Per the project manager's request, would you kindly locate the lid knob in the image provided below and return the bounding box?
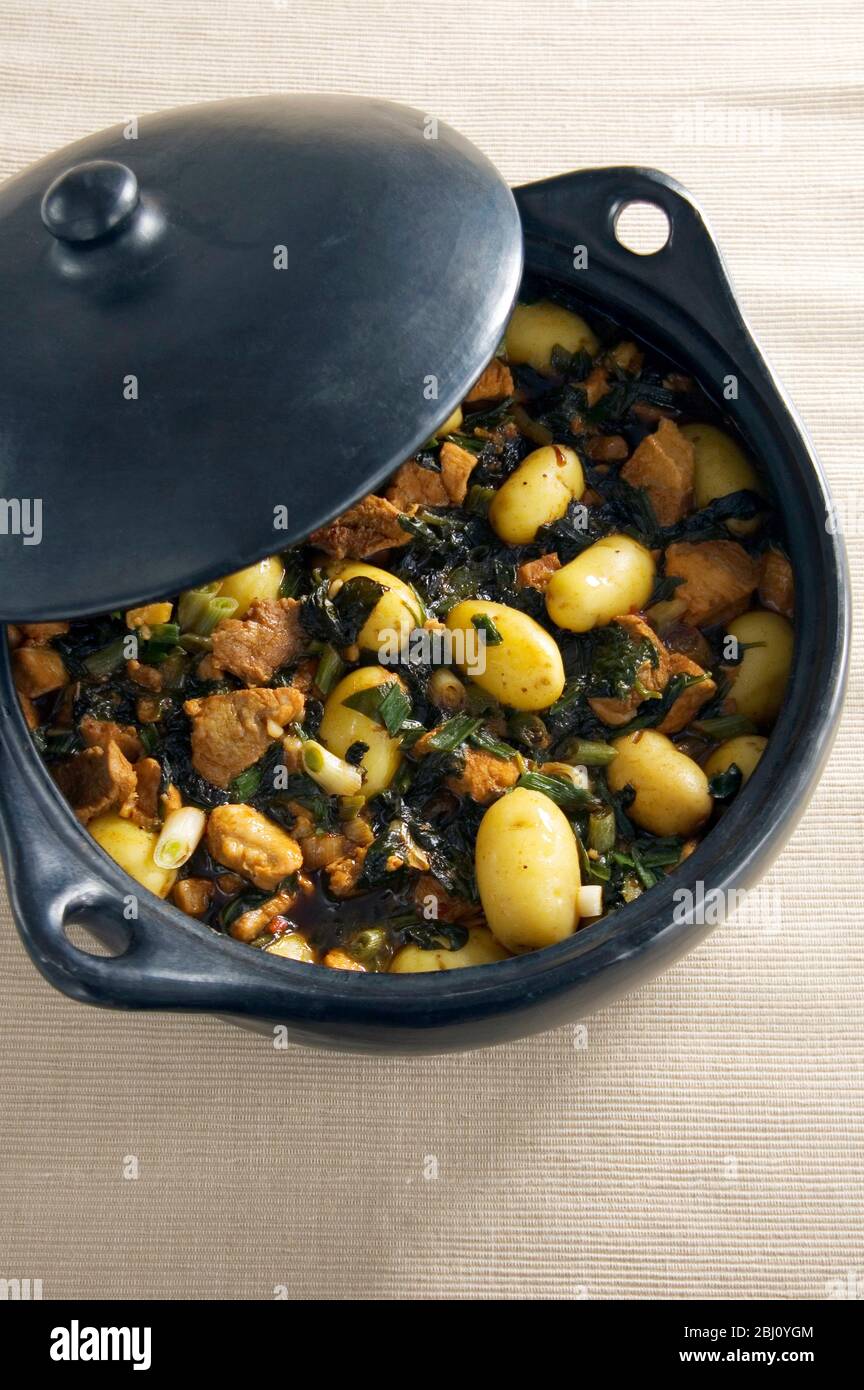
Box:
[41,159,140,243]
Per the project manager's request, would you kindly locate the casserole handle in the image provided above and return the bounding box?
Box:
[513,166,764,374]
[0,711,273,1012]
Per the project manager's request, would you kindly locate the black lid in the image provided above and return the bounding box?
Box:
[0,95,522,620]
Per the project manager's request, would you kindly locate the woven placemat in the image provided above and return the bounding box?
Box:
[1,0,861,1300]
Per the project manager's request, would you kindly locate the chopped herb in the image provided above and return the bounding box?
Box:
[588,807,616,854]
[471,613,503,645]
[83,637,128,678]
[708,764,743,800]
[560,737,618,767]
[229,766,262,801]
[465,484,495,514]
[468,728,517,760]
[576,834,611,887]
[515,770,595,811]
[693,714,757,740]
[314,642,344,696]
[422,713,483,755]
[138,623,182,664]
[301,573,386,648]
[402,921,469,952]
[589,622,658,701]
[344,680,411,736]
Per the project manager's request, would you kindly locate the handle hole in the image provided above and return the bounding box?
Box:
[614,201,670,256]
[64,919,131,959]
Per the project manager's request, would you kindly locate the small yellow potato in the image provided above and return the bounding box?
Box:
[505,300,599,371]
[437,405,463,436]
[327,561,422,654]
[725,610,793,727]
[445,599,565,711]
[475,787,581,952]
[489,444,584,545]
[703,735,768,786]
[545,534,655,632]
[89,813,177,898]
[608,731,712,837]
[216,556,285,617]
[680,423,765,536]
[389,927,510,973]
[319,665,404,799]
[125,601,173,630]
[265,932,316,962]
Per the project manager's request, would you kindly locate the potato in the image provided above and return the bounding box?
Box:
[445,599,565,711]
[216,556,284,617]
[545,534,655,632]
[680,423,764,536]
[125,601,173,630]
[265,932,316,962]
[725,610,793,727]
[319,665,404,798]
[703,735,767,786]
[437,404,463,436]
[608,731,712,837]
[89,813,177,899]
[327,561,422,654]
[505,300,599,372]
[475,787,581,952]
[389,927,509,973]
[489,445,584,545]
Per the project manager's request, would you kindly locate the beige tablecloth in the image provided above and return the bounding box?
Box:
[1,0,862,1301]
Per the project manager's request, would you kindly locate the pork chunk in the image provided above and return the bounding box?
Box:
[758,548,794,620]
[300,832,353,871]
[80,715,143,763]
[386,443,477,510]
[12,646,67,698]
[171,877,214,920]
[309,495,410,559]
[54,742,137,825]
[228,885,299,941]
[412,873,483,926]
[446,747,519,804]
[464,359,514,403]
[664,540,759,628]
[516,552,561,591]
[129,756,162,829]
[660,620,714,669]
[439,441,477,504]
[207,597,305,686]
[621,418,695,526]
[582,364,610,407]
[386,459,449,510]
[184,686,305,788]
[325,847,368,897]
[322,948,366,971]
[18,622,69,644]
[18,693,39,731]
[126,659,162,691]
[657,652,717,734]
[206,804,303,891]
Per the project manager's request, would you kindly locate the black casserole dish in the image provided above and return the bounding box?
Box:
[0,99,849,1052]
